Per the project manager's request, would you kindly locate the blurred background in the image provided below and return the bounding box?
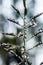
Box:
[0,0,43,65]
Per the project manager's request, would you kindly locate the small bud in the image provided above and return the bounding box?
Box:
[24,36,26,38]
[22,52,29,59]
[29,19,37,27]
[35,28,43,36]
[27,41,42,51]
[18,32,23,37]
[38,28,43,32]
[21,47,24,54]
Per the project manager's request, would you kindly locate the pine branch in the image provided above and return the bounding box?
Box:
[1,0,43,65]
[2,32,24,38]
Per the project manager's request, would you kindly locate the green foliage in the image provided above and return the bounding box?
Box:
[2,37,16,45]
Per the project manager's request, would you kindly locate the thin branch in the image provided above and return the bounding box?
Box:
[10,50,23,61]
[7,18,22,27]
[27,28,43,41]
[27,41,43,51]
[31,12,43,19]
[2,32,24,38]
[16,60,24,65]
[3,48,23,62]
[2,32,18,38]
[25,12,43,28]
[11,5,23,19]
